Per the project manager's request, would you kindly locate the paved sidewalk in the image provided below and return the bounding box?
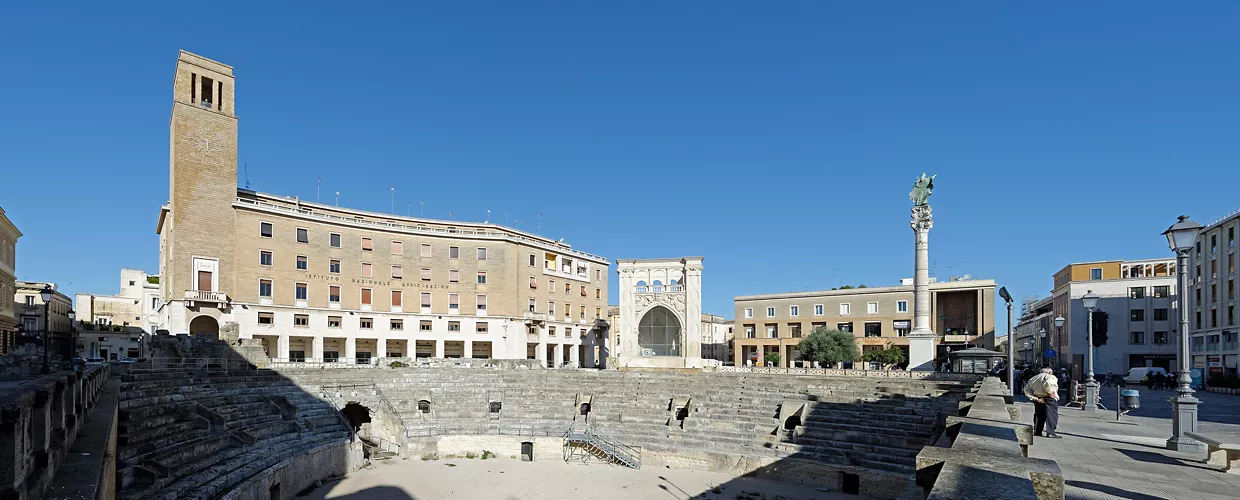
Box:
[1021,387,1240,500]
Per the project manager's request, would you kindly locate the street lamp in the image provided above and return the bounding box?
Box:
[1054,315,1065,369]
[999,286,1014,396]
[67,309,76,362]
[1163,215,1204,452]
[39,284,53,375]
[1082,290,1099,411]
[1038,328,1047,367]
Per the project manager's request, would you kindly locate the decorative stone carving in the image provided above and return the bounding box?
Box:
[911,205,934,232]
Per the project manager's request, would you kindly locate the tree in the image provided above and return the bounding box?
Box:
[862,342,908,369]
[798,327,859,367]
[1091,310,1109,347]
[765,351,781,367]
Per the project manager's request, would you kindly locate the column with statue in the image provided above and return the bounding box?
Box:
[908,173,937,371]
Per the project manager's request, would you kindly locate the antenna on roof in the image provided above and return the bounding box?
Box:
[243,162,251,189]
[316,177,322,203]
[485,209,491,224]
[419,201,424,218]
[537,213,543,234]
[390,187,395,214]
[335,191,339,206]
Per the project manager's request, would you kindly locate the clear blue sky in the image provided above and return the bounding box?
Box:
[3,2,1239,335]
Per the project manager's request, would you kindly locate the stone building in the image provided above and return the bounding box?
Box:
[154,51,608,364]
[1188,209,1240,377]
[75,268,161,332]
[13,281,75,359]
[733,278,995,368]
[1048,258,1177,378]
[614,257,705,368]
[0,207,18,354]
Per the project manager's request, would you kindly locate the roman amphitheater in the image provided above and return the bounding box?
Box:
[3,334,1061,500]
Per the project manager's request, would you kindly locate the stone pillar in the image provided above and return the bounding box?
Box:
[311,336,324,362]
[277,334,290,361]
[908,205,936,371]
[463,340,473,360]
[535,340,546,365]
[569,342,579,367]
[344,337,357,364]
[433,339,443,358]
[377,338,387,363]
[554,344,563,368]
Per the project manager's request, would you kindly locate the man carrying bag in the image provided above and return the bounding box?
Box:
[1023,367,1061,438]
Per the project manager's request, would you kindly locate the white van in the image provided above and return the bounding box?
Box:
[1124,366,1168,383]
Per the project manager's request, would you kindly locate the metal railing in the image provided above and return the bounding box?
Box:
[563,424,641,469]
[235,197,607,263]
[184,290,229,302]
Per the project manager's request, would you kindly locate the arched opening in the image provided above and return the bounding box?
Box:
[417,400,431,413]
[652,280,663,293]
[489,402,502,414]
[188,315,219,340]
[783,415,801,431]
[340,402,371,431]
[579,403,591,416]
[635,280,648,293]
[638,306,681,356]
[521,441,534,461]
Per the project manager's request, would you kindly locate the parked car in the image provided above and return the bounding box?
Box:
[117,358,136,363]
[1124,366,1168,384]
[85,357,106,365]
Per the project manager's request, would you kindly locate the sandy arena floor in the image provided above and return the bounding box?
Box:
[301,457,860,500]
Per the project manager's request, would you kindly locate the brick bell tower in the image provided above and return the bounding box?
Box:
[161,50,238,335]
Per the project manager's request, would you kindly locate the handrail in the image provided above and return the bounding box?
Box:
[235,197,608,263]
[316,387,357,443]
[371,383,410,443]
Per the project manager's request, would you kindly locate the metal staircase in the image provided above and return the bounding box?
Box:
[563,424,642,469]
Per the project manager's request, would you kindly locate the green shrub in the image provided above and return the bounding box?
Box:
[420,452,439,461]
[481,450,496,460]
[389,361,409,369]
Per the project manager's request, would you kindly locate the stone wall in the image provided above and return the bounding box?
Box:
[0,364,110,500]
[215,440,361,500]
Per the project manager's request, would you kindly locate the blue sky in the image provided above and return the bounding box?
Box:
[3,2,1239,335]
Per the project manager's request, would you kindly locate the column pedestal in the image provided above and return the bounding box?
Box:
[1168,393,1205,452]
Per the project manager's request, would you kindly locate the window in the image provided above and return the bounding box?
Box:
[744,325,755,338]
[419,320,432,331]
[391,290,402,307]
[329,259,341,274]
[448,321,461,332]
[477,322,488,333]
[23,295,34,306]
[477,272,487,284]
[595,307,601,319]
[1230,305,1236,326]
[564,303,571,319]
[1090,268,1102,280]
[1130,309,1145,321]
[361,262,373,277]
[444,269,456,283]
[549,301,555,315]
[1153,285,1170,298]
[549,279,555,292]
[1129,287,1144,299]
[477,247,487,260]
[580,285,587,297]
[766,307,775,317]
[361,288,372,306]
[329,285,340,303]
[596,269,602,280]
[421,268,432,281]
[296,255,308,270]
[259,279,272,298]
[579,305,585,319]
[864,322,881,337]
[565,283,571,295]
[766,324,777,338]
[296,228,309,243]
[595,288,601,299]
[840,303,851,315]
[360,318,373,329]
[1153,308,1168,321]
[529,298,536,312]
[330,233,341,248]
[529,254,536,266]
[391,265,403,279]
[420,292,431,308]
[295,283,308,300]
[259,250,273,266]
[894,320,911,336]
[421,244,432,258]
[390,319,403,330]
[1129,331,1145,344]
[477,295,488,312]
[837,322,853,333]
[258,312,274,325]
[449,293,460,311]
[549,326,557,337]
[867,302,878,314]
[814,304,824,316]
[260,222,273,238]
[529,276,537,288]
[327,316,342,328]
[1153,331,1168,344]
[294,314,309,327]
[391,240,403,255]
[790,305,799,316]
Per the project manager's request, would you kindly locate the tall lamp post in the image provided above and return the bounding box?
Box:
[1054,315,1065,369]
[999,286,1014,395]
[67,309,76,362]
[1082,290,1099,411]
[1163,215,1204,453]
[39,284,53,375]
[1038,328,1047,367]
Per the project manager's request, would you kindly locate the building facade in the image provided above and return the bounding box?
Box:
[1188,210,1240,378]
[733,279,995,368]
[156,51,609,365]
[701,313,734,364]
[0,207,19,354]
[1048,259,1178,378]
[13,281,74,359]
[614,257,705,368]
[76,268,161,333]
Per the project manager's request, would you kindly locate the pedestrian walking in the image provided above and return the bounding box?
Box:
[1024,367,1061,438]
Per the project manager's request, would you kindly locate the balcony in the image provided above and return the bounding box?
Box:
[635,284,685,294]
[184,290,228,307]
[523,312,547,324]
